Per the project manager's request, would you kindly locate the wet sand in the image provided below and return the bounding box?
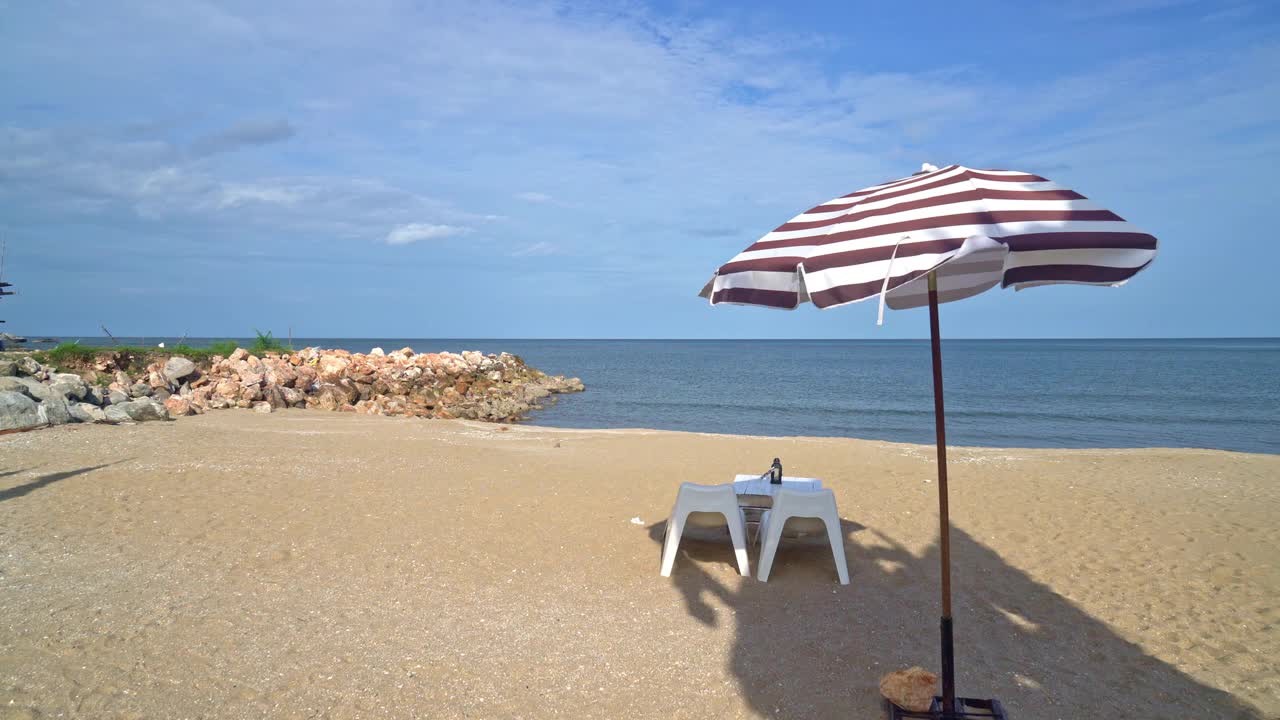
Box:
[1,411,1277,719]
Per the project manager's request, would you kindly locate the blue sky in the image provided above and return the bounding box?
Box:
[1,0,1277,339]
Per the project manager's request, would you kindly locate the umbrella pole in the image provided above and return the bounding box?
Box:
[927,271,956,716]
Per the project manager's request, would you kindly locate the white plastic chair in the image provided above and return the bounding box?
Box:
[756,488,849,584]
[660,482,750,577]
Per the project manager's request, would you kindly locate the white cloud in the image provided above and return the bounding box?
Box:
[217,183,308,209]
[510,241,559,257]
[385,223,469,245]
[515,191,552,202]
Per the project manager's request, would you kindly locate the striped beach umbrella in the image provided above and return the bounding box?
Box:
[699,163,1157,716]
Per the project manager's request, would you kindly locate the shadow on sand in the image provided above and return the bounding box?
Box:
[648,518,1262,719]
[0,463,123,503]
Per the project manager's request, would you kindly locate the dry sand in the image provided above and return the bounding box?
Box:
[1,410,1277,719]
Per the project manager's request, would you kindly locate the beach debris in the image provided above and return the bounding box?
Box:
[630,517,644,525]
[879,667,939,712]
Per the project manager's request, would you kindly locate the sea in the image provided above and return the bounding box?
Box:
[40,337,1280,455]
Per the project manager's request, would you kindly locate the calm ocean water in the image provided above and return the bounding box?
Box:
[46,337,1280,454]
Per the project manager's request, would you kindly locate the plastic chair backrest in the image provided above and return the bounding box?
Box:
[676,482,737,504]
[772,487,836,517]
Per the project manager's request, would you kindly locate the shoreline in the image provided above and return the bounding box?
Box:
[512,418,1277,458]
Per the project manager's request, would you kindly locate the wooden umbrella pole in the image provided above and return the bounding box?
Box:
[927,271,956,715]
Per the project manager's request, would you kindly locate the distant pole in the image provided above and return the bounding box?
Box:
[928,271,956,715]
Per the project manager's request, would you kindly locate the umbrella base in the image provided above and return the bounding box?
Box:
[885,696,1007,720]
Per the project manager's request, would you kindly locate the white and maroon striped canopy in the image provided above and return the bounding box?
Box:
[700,164,1157,316]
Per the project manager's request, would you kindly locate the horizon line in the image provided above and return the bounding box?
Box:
[22,334,1280,342]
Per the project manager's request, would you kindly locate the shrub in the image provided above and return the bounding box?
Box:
[205,339,240,357]
[38,341,99,364]
[250,329,290,354]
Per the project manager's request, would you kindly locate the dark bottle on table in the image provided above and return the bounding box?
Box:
[770,458,782,484]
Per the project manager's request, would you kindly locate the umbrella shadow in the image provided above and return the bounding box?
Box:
[648,518,867,628]
[647,519,1263,719]
[0,462,126,503]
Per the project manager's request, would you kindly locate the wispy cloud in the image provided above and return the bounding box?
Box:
[515,191,552,203]
[190,119,297,157]
[510,241,559,257]
[385,223,469,245]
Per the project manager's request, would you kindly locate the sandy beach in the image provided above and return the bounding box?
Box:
[1,411,1277,719]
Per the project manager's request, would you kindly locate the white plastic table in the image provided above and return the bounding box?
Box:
[732,474,823,509]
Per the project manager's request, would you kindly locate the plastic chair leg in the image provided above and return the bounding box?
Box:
[823,511,850,585]
[660,512,686,577]
[756,513,786,582]
[726,509,750,576]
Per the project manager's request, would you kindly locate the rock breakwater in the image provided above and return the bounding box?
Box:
[0,347,583,432]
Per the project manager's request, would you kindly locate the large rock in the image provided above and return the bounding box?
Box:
[117,398,170,422]
[237,370,264,386]
[317,355,350,382]
[163,356,197,382]
[281,386,306,407]
[0,376,33,398]
[252,401,273,414]
[293,365,318,390]
[84,386,105,406]
[0,376,52,402]
[107,389,129,406]
[264,385,287,409]
[104,405,133,423]
[16,356,43,377]
[164,396,193,417]
[0,359,16,376]
[49,373,89,400]
[214,379,239,399]
[0,391,41,430]
[128,382,153,398]
[37,396,73,425]
[70,402,107,423]
[308,383,351,411]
